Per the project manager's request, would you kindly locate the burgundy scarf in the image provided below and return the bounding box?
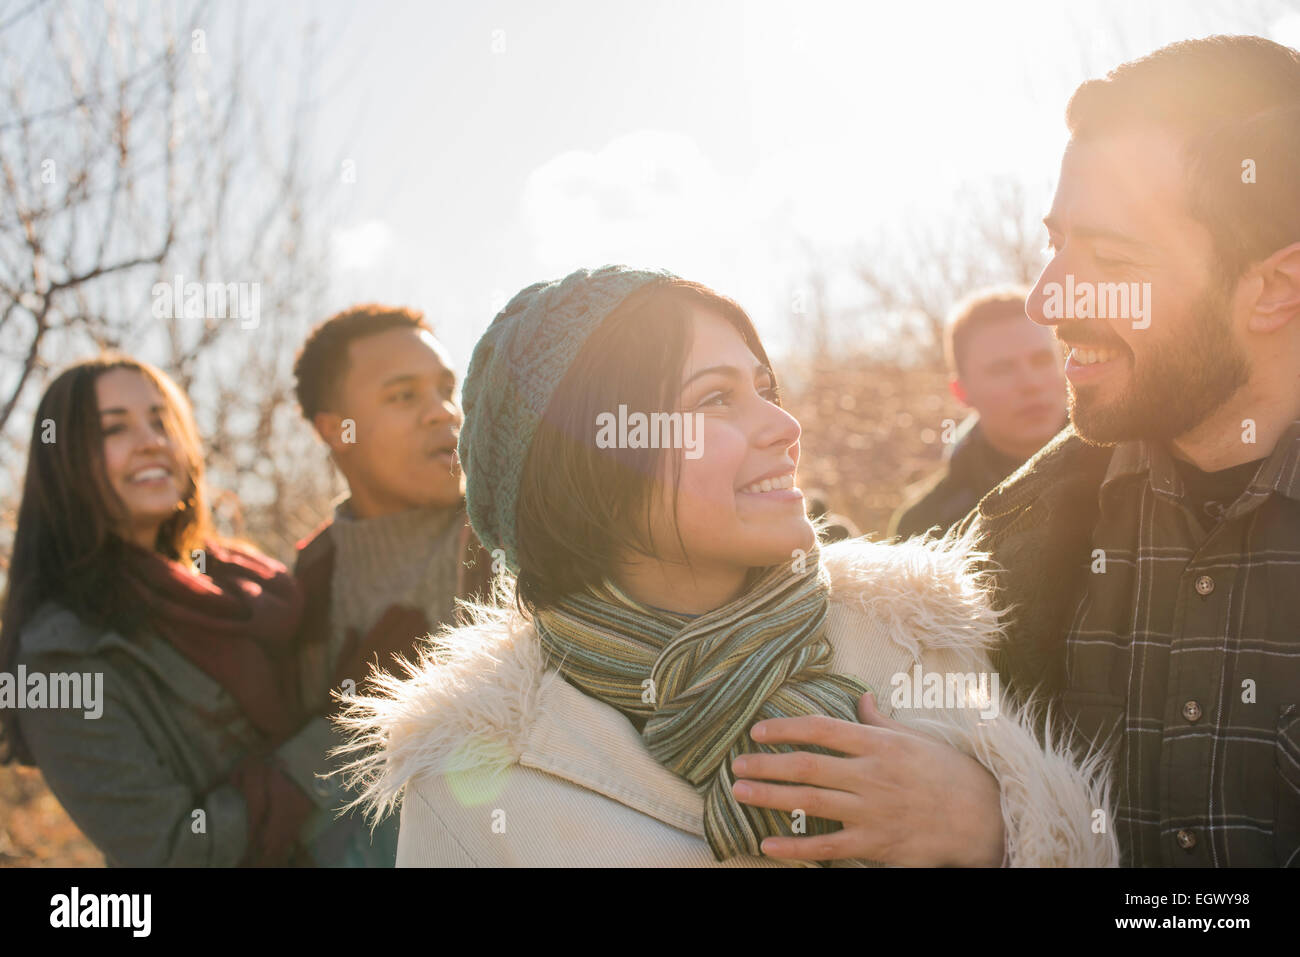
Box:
[122,540,318,864]
[125,540,306,740]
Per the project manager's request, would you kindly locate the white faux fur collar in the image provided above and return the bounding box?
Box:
[331,532,1002,824]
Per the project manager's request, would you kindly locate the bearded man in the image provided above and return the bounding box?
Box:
[952,35,1300,867]
[732,35,1300,868]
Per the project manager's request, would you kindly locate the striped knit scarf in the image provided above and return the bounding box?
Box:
[533,543,872,862]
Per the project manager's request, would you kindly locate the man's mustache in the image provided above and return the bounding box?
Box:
[1055,326,1131,352]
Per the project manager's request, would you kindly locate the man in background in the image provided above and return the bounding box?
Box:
[889,288,1067,538]
[286,304,491,866]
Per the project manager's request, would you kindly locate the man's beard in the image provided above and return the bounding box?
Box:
[1068,276,1250,445]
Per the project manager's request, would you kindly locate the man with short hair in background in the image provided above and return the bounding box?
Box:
[285,304,492,866]
[889,288,1067,539]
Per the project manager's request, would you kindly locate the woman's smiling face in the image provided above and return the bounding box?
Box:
[641,304,813,577]
[96,367,187,548]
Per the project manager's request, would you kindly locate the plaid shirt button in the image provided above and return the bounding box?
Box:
[1176,829,1197,851]
[1182,700,1202,723]
[1194,575,1215,596]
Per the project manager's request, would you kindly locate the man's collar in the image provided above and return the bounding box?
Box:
[1100,440,1156,490]
[1099,418,1300,506]
[332,495,467,524]
[1246,417,1300,505]
[949,418,1028,488]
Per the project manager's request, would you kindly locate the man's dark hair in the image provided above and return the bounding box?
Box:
[1066,35,1300,283]
[293,304,432,420]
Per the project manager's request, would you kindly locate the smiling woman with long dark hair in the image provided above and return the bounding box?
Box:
[0,355,364,866]
[336,266,1120,867]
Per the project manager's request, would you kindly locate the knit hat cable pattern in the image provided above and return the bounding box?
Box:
[458,265,677,572]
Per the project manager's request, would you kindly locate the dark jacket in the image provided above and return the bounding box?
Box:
[949,425,1116,702]
[889,418,1025,540]
[953,424,1300,868]
[15,604,354,867]
[289,511,495,865]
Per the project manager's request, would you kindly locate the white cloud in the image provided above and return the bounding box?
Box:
[521,129,737,275]
[520,130,813,350]
[516,128,926,355]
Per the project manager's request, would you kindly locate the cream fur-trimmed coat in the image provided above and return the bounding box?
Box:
[333,536,1119,867]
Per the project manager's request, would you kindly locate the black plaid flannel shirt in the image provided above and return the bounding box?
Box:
[1063,418,1300,866]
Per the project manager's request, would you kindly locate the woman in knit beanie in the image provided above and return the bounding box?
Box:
[335,265,1118,867]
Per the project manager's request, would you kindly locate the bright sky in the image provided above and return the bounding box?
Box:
[298,0,1300,367]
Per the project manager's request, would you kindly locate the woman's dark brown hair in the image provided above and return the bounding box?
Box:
[0,355,213,764]
[513,279,778,614]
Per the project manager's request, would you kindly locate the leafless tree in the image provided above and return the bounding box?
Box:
[839,175,1050,368]
[0,0,345,569]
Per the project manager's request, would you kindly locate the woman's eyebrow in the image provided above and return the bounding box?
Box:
[99,403,166,417]
[681,361,772,389]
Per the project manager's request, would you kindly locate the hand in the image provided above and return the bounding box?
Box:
[730,691,1006,866]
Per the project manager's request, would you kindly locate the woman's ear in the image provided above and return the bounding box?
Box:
[1247,241,1300,334]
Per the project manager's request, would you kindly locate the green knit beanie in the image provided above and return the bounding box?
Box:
[458,264,678,573]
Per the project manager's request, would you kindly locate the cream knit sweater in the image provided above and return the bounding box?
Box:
[327,499,467,661]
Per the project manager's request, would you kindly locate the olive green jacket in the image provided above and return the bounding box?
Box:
[15,602,359,867]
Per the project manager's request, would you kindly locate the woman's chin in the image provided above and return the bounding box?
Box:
[122,495,184,527]
[732,518,816,569]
